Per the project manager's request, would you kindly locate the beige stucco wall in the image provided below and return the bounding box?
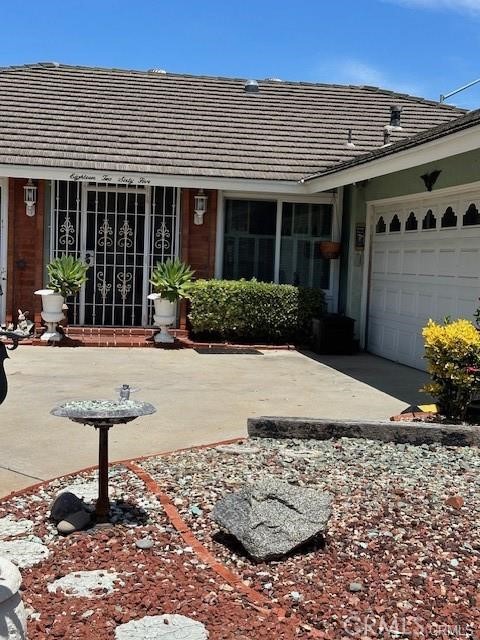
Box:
[343,147,480,335]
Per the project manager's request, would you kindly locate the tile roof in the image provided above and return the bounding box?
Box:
[304,107,480,181]
[0,63,465,182]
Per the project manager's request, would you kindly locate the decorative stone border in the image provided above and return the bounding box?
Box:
[247,416,480,446]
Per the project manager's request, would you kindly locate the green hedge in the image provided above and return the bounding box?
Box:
[188,279,326,343]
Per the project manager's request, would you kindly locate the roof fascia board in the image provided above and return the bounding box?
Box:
[366,178,480,207]
[0,164,305,195]
[303,125,480,194]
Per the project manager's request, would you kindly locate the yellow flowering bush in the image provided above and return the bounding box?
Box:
[422,318,480,421]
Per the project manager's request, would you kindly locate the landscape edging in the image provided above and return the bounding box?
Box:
[247,416,480,447]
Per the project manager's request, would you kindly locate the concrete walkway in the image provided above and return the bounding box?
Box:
[0,347,428,496]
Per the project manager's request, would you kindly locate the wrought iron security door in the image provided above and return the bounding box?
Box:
[50,181,178,326]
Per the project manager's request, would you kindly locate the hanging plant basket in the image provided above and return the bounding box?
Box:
[318,241,342,260]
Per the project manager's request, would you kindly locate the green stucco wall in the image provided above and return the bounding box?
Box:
[342,147,480,333]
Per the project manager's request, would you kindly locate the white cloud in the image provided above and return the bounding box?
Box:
[385,0,480,14]
[314,58,424,96]
[334,60,385,86]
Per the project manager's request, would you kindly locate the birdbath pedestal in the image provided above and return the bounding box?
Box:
[51,399,156,523]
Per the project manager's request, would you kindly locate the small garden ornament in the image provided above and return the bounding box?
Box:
[148,259,194,343]
[15,311,34,337]
[0,557,27,640]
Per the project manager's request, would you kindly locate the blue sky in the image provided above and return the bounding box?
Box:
[3,0,480,108]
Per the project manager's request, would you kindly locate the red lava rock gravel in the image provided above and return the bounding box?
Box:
[0,436,479,639]
[140,437,480,639]
[0,465,305,639]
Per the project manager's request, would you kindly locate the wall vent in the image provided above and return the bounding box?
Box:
[390,104,403,128]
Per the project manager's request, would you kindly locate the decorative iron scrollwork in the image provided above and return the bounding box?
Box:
[116,272,132,301]
[98,219,113,247]
[97,271,112,300]
[154,222,171,251]
[59,216,75,246]
[118,220,133,248]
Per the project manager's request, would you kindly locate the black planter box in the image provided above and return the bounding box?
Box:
[312,314,356,354]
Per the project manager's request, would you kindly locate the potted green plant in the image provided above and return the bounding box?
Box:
[318,240,342,259]
[147,258,194,343]
[35,255,88,341]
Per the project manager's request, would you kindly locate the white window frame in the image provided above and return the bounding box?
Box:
[0,178,8,324]
[215,190,341,311]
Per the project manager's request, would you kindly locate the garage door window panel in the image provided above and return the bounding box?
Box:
[422,209,437,230]
[405,211,418,231]
[441,206,457,228]
[375,216,386,233]
[463,203,480,226]
[389,214,401,232]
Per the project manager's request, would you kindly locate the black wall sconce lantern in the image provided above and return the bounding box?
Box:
[420,170,441,192]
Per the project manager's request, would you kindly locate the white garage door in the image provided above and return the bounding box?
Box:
[368,190,480,370]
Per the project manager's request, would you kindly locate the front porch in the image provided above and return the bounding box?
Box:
[0,176,341,339]
[1,178,218,333]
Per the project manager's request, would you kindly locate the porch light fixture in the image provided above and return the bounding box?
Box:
[24,179,37,217]
[193,189,208,225]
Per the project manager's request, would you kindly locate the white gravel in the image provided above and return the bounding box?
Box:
[115,614,209,639]
[0,539,50,568]
[47,569,125,597]
[0,515,33,538]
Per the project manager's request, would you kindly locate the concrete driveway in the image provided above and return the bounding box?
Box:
[0,347,428,496]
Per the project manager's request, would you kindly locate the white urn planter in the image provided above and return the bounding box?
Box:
[148,294,177,343]
[34,289,65,342]
[0,557,27,640]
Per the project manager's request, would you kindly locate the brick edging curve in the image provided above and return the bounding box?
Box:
[125,461,323,638]
[0,436,323,638]
[0,437,243,502]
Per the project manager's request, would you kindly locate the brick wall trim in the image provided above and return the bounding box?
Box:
[7,178,45,325]
[179,188,218,328]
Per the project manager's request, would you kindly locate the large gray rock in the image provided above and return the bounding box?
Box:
[50,492,86,522]
[212,478,332,561]
[57,510,92,535]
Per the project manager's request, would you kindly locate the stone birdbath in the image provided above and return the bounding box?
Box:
[51,392,155,523]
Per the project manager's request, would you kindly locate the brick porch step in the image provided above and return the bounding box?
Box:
[29,326,189,348]
[23,327,293,350]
